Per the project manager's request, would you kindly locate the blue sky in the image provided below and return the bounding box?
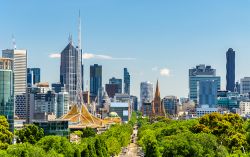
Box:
[1,1,250,99]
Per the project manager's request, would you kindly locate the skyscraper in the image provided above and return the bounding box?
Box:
[189,64,220,103]
[27,68,41,87]
[2,49,27,121]
[60,40,82,104]
[226,48,235,92]
[124,68,130,95]
[140,81,153,116]
[90,64,102,101]
[2,49,27,95]
[140,81,154,104]
[0,58,14,132]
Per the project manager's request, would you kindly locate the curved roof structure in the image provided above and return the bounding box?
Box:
[60,104,121,129]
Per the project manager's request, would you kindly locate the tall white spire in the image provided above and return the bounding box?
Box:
[76,10,83,107]
[78,10,81,51]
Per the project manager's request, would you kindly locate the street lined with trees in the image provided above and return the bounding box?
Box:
[0,112,137,157]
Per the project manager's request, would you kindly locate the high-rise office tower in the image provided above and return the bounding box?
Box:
[124,68,130,95]
[198,80,218,107]
[90,64,102,101]
[60,39,82,104]
[2,49,27,95]
[140,81,154,116]
[27,68,41,87]
[189,64,220,103]
[226,48,235,92]
[140,81,154,104]
[109,77,122,93]
[0,58,14,132]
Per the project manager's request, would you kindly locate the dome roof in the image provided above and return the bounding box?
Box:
[109,112,119,117]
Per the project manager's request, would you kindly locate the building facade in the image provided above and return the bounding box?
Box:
[163,96,179,115]
[0,58,14,132]
[240,101,250,115]
[57,91,69,118]
[124,68,130,95]
[90,64,102,101]
[105,84,119,98]
[110,102,130,122]
[226,48,235,92]
[189,64,220,103]
[240,77,250,94]
[198,80,218,107]
[109,77,122,94]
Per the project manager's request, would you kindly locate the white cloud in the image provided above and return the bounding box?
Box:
[49,52,135,60]
[82,53,95,59]
[160,68,170,77]
[49,53,61,58]
[82,53,135,60]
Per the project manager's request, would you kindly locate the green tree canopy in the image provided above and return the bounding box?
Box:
[16,124,44,144]
[81,127,96,138]
[0,116,13,149]
[36,135,74,157]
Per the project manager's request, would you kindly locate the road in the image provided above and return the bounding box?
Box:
[119,125,143,157]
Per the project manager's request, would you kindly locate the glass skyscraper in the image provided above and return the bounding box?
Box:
[0,58,14,132]
[60,41,82,104]
[27,68,41,87]
[124,68,130,95]
[226,48,235,92]
[90,64,102,101]
[189,64,220,103]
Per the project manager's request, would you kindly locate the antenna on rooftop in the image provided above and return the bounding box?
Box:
[12,35,16,50]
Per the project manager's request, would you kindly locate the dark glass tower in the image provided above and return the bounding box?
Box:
[90,64,102,101]
[27,68,41,87]
[226,48,235,92]
[124,68,130,95]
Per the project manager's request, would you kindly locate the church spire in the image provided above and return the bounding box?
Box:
[155,79,160,98]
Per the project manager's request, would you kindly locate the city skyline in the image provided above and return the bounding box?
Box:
[1,1,250,98]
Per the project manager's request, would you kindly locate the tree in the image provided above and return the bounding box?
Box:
[193,113,247,151]
[0,116,13,149]
[105,137,121,156]
[81,128,96,138]
[7,143,46,157]
[95,138,103,157]
[145,139,161,157]
[16,124,44,144]
[36,136,74,157]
